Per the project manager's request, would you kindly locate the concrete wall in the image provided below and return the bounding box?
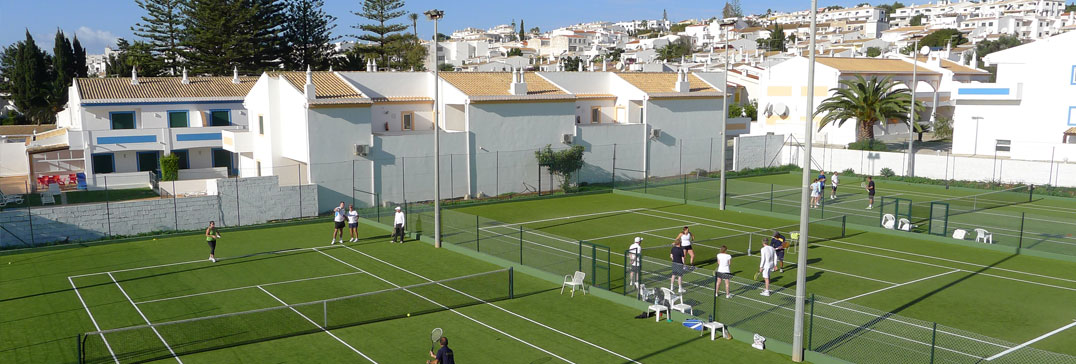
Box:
[646,98,724,177]
[574,123,646,183]
[370,130,468,205]
[733,134,787,171]
[0,142,28,177]
[0,175,317,248]
[306,106,372,213]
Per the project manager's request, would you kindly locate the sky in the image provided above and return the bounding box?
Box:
[4,0,915,54]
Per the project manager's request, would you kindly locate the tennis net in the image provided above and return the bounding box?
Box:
[79,268,513,364]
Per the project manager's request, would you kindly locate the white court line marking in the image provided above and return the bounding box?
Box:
[481,208,647,229]
[107,272,183,363]
[69,246,320,279]
[517,211,1009,350]
[315,248,577,364]
[986,321,1076,361]
[69,277,120,364]
[134,271,367,305]
[337,245,641,364]
[256,286,378,363]
[641,208,1076,285]
[832,270,961,304]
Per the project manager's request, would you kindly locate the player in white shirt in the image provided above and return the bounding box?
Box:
[675,226,695,265]
[628,237,643,288]
[346,205,360,242]
[392,206,406,243]
[830,171,840,200]
[810,178,822,208]
[758,243,777,296]
[714,246,733,298]
[331,202,345,244]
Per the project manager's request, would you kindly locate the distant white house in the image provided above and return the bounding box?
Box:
[951,31,1076,161]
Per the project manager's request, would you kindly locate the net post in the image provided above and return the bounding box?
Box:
[76,333,82,364]
[820,189,825,218]
[376,194,380,224]
[808,293,815,351]
[509,267,515,299]
[1017,212,1025,254]
[323,300,328,328]
[682,175,687,203]
[1028,184,1033,202]
[592,244,598,287]
[623,249,629,295]
[475,215,480,252]
[519,226,524,264]
[770,184,774,212]
[747,234,753,256]
[930,322,937,364]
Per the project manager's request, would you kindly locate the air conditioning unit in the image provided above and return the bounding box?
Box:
[355,144,371,157]
[650,128,661,140]
[562,133,573,144]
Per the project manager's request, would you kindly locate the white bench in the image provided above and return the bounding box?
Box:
[701,321,728,341]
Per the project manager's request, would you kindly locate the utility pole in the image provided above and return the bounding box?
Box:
[425,9,445,248]
[791,0,818,361]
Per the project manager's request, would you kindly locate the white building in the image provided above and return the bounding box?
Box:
[33,70,252,191]
[951,31,1076,161]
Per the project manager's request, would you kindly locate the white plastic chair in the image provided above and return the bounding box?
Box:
[647,294,668,322]
[974,228,993,244]
[788,232,800,254]
[40,192,55,205]
[560,271,587,297]
[881,214,896,229]
[952,229,967,240]
[660,287,693,316]
[897,218,911,231]
[638,283,656,302]
[0,191,24,204]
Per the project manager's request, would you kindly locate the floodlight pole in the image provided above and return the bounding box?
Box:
[791,0,818,361]
[906,38,918,177]
[718,14,730,210]
[426,9,444,248]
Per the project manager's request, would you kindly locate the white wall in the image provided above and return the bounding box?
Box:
[646,98,724,176]
[0,142,27,177]
[371,103,434,132]
[306,106,373,212]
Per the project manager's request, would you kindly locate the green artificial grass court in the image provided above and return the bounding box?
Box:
[450,192,1076,362]
[0,217,795,364]
[625,172,1076,256]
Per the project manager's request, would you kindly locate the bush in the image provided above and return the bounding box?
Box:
[931,117,953,140]
[847,140,888,151]
[879,167,895,177]
[841,168,856,176]
[722,164,800,178]
[160,154,180,181]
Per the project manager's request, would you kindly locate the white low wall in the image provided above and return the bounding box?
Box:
[159,179,214,197]
[178,167,227,180]
[86,171,153,190]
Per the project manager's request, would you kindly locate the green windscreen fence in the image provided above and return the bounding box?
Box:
[579,241,611,289]
[928,202,950,236]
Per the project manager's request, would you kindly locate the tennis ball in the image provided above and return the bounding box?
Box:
[407,313,411,317]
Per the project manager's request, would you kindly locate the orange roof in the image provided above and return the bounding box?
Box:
[439,72,571,100]
[615,73,721,97]
[76,76,256,101]
[914,56,988,75]
[272,71,364,100]
[815,57,940,75]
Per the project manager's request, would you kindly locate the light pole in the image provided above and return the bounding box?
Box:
[718,16,733,210]
[425,9,444,248]
[792,0,818,361]
[906,40,929,177]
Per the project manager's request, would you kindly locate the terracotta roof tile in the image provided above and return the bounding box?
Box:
[0,124,57,136]
[615,72,718,94]
[439,72,568,97]
[815,57,940,75]
[914,56,988,74]
[76,76,256,101]
[272,71,363,99]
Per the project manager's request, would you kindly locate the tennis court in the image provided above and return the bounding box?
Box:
[445,192,1076,363]
[3,218,794,364]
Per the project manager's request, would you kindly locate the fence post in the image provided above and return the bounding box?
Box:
[323,300,328,328]
[1028,185,1034,202]
[475,215,480,252]
[930,322,937,364]
[578,241,583,272]
[299,164,303,220]
[770,184,774,211]
[173,180,179,231]
[351,161,355,208]
[519,226,523,264]
[683,175,687,203]
[401,157,406,203]
[623,250,628,295]
[235,175,241,227]
[509,267,514,299]
[808,293,815,351]
[495,151,500,197]
[612,143,617,189]
[104,176,111,239]
[592,245,598,287]
[1017,212,1025,253]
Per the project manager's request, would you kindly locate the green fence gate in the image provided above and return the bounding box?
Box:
[928,202,950,236]
[879,196,912,229]
[579,241,611,289]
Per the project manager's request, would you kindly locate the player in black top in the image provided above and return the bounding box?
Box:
[770,231,788,273]
[670,240,686,293]
[866,176,876,209]
[428,337,454,364]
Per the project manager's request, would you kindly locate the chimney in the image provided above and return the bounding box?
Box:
[131,68,139,85]
[673,68,690,93]
[602,61,607,72]
[372,59,378,72]
[509,68,528,95]
[232,66,240,84]
[304,66,316,100]
[366,59,373,72]
[181,67,189,84]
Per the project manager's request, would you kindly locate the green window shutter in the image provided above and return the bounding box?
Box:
[91,154,114,173]
[169,111,188,128]
[111,112,135,129]
[210,110,230,126]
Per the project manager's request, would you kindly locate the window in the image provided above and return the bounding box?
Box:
[401,111,414,130]
[591,107,601,123]
[209,110,231,126]
[136,151,160,173]
[173,150,190,170]
[258,115,265,135]
[995,139,1011,152]
[91,154,115,174]
[212,148,233,169]
[168,110,189,128]
[110,111,136,130]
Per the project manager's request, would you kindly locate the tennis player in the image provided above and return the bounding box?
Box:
[770,231,788,273]
[392,206,406,243]
[205,221,221,263]
[830,171,840,200]
[346,205,359,242]
[810,178,822,208]
[427,337,455,364]
[628,237,643,288]
[714,245,733,298]
[759,242,777,296]
[866,176,876,209]
[675,226,695,265]
[670,239,686,293]
[331,202,345,244]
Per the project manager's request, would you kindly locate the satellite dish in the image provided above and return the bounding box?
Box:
[919,46,930,55]
[763,103,773,117]
[774,102,789,117]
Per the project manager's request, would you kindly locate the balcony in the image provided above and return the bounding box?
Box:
[221,128,253,154]
[63,125,247,153]
[951,82,1022,102]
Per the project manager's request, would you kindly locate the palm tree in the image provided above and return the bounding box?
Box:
[409,13,418,39]
[816,75,919,141]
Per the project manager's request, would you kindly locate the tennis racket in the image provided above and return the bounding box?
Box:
[753,271,760,280]
[430,328,443,353]
[860,181,867,188]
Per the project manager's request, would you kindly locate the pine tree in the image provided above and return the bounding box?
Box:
[246,0,288,70]
[105,39,163,77]
[283,0,339,70]
[51,30,76,113]
[11,31,52,124]
[183,0,286,75]
[132,0,187,75]
[518,19,525,41]
[72,36,88,77]
[352,0,408,67]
